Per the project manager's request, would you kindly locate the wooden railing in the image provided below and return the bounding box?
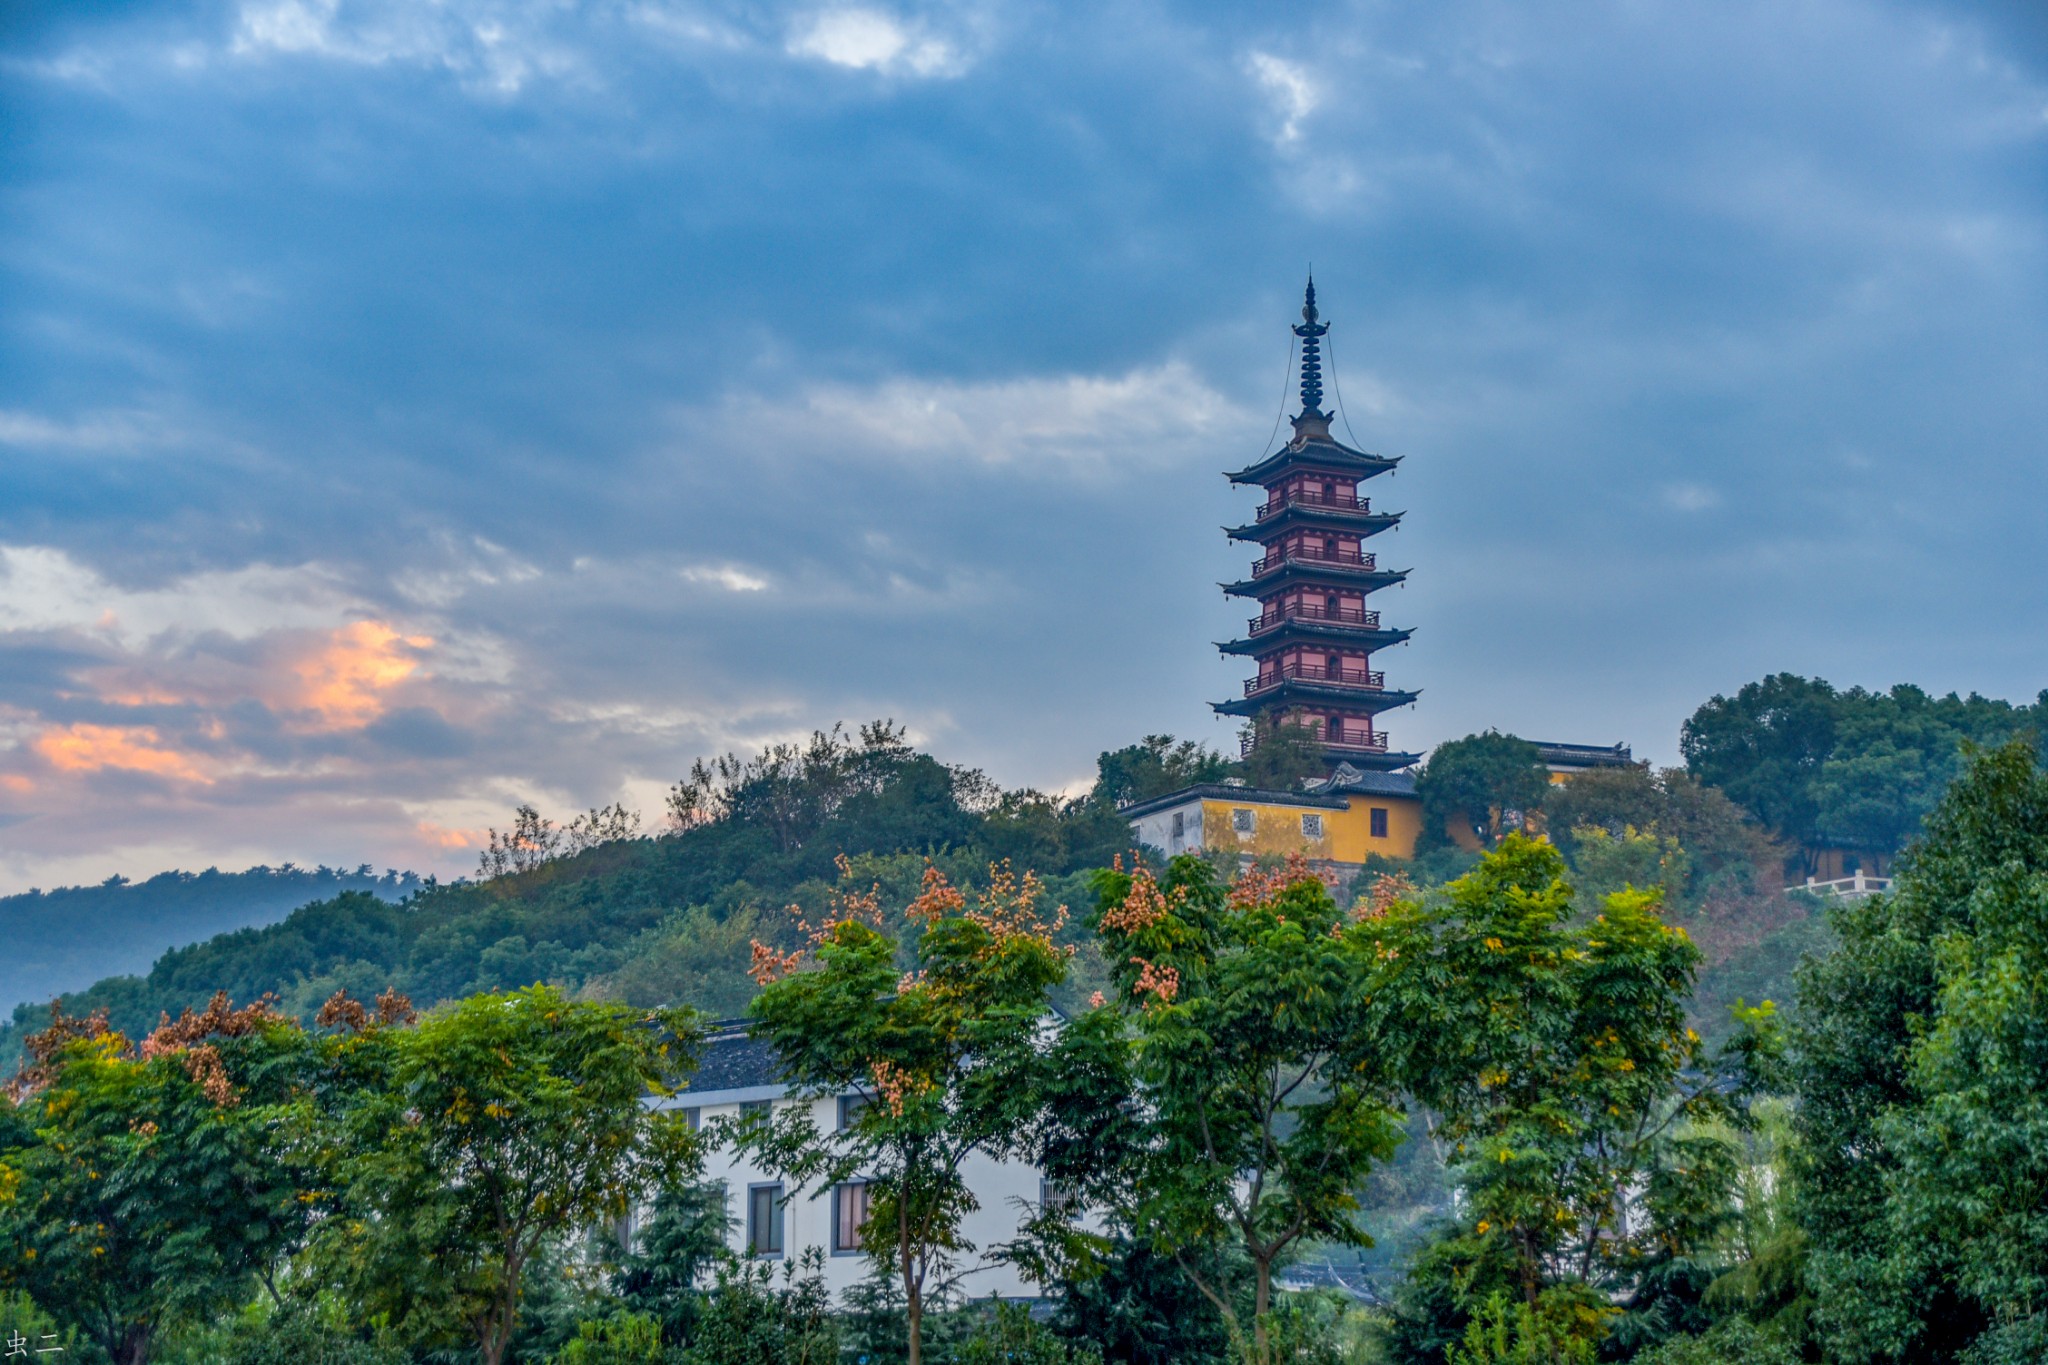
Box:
[1248,603,1381,634]
[1256,490,1369,521]
[1240,729,1387,756]
[1250,547,1376,576]
[1245,661,1385,696]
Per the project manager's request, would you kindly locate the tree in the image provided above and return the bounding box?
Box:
[740,861,1069,1365]
[1545,765,1780,906]
[1416,732,1550,849]
[1093,736,1233,808]
[1071,854,1403,1365]
[0,997,314,1365]
[609,1179,732,1342]
[317,987,701,1365]
[1233,712,1327,792]
[664,721,914,851]
[1791,739,2048,1362]
[1680,674,1840,854]
[1682,675,2045,866]
[1365,836,1748,1363]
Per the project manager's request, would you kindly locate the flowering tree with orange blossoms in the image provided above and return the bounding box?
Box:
[740,859,1071,1365]
[0,998,317,1365]
[1054,853,1404,1365]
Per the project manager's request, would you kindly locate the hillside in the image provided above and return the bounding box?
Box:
[0,864,418,1019]
[0,726,1132,1064]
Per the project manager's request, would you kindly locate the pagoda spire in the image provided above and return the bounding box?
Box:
[1293,275,1329,419]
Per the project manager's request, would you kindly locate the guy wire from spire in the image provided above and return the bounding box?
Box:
[1323,327,1367,451]
[1262,330,1298,457]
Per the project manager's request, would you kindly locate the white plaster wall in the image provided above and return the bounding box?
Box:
[651,1090,1068,1304]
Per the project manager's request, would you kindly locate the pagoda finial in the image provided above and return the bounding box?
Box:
[1292,274,1330,422]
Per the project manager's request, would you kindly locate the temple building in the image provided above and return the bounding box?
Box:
[1214,280,1420,771]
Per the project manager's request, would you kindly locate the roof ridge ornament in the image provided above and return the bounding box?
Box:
[1290,275,1332,439]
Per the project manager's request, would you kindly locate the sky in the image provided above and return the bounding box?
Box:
[1,0,2045,892]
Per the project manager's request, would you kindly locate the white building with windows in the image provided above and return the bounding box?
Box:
[649,1020,1072,1301]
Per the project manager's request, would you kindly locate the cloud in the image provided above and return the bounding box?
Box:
[681,564,772,593]
[1247,51,1318,146]
[702,363,1247,474]
[290,621,435,730]
[34,723,213,784]
[786,9,963,77]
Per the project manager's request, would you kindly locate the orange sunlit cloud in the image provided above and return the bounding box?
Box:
[292,621,434,729]
[35,723,213,784]
[416,820,486,849]
[0,774,33,793]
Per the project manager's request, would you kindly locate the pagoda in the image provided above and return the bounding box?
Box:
[1214,280,1420,771]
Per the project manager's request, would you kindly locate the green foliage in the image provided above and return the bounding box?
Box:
[1365,836,1745,1362]
[611,1180,732,1341]
[1073,855,1402,1365]
[551,1313,670,1365]
[1416,733,1549,849]
[1563,826,1690,914]
[215,1304,408,1365]
[1631,1317,1798,1365]
[682,1249,835,1365]
[741,862,1069,1365]
[1093,735,1233,809]
[312,986,702,1365]
[1546,766,1778,908]
[1441,1290,1599,1365]
[1791,738,2048,1362]
[0,1006,316,1365]
[1234,713,1328,793]
[1045,1237,1234,1365]
[1682,674,2044,858]
[957,1298,1104,1365]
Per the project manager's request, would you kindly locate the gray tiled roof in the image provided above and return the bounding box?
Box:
[678,1019,784,1095]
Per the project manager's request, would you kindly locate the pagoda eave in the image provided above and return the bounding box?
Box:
[1221,566,1409,598]
[1213,685,1421,718]
[1216,625,1414,656]
[1226,442,1400,487]
[1224,509,1402,541]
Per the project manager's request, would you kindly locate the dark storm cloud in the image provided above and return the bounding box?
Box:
[0,0,2043,887]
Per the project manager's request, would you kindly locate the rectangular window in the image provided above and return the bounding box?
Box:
[739,1099,771,1125]
[1041,1179,1078,1219]
[838,1094,868,1132]
[747,1183,784,1257]
[1370,807,1389,839]
[681,1107,701,1131]
[1300,813,1324,840]
[1170,811,1185,838]
[1232,808,1255,835]
[833,1181,872,1254]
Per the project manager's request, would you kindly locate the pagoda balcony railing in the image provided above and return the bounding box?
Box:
[1241,729,1388,756]
[1245,661,1386,697]
[1256,490,1369,521]
[1250,547,1376,576]
[1248,603,1381,635]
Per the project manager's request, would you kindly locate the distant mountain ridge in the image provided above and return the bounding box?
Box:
[0,865,420,1019]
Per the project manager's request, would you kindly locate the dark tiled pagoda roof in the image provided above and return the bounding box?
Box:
[1225,434,1399,488]
[1225,503,1402,543]
[1213,683,1420,719]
